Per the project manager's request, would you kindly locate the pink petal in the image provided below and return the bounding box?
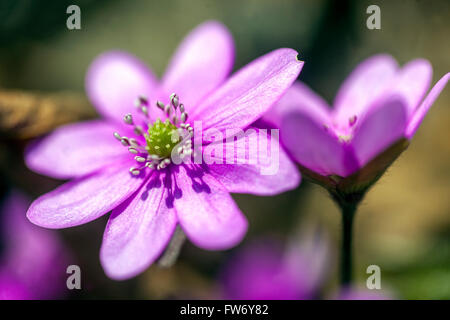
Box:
[333,54,398,124]
[262,82,331,128]
[191,48,303,137]
[2,192,68,299]
[389,59,432,115]
[25,120,125,179]
[86,51,159,122]
[100,174,177,280]
[174,165,248,250]
[406,72,450,138]
[351,96,408,167]
[161,21,234,108]
[206,127,301,195]
[281,111,358,177]
[27,164,144,229]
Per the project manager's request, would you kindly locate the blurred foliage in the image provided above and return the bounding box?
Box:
[0,0,448,299]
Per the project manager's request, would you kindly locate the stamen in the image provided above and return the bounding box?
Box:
[349,115,357,126]
[134,125,144,136]
[156,101,165,110]
[135,95,149,107]
[170,93,179,108]
[123,113,133,125]
[128,147,139,154]
[115,93,194,174]
[113,132,122,141]
[135,156,146,162]
[120,137,130,146]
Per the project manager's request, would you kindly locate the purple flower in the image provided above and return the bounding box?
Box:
[221,237,392,300]
[25,21,303,280]
[263,55,449,192]
[0,192,68,300]
[221,238,328,300]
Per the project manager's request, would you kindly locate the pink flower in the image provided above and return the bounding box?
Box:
[25,21,303,280]
[263,54,449,193]
[0,192,69,299]
[221,238,328,300]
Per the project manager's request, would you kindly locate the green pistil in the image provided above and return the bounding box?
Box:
[145,119,181,158]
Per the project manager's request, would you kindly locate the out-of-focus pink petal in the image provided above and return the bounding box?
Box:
[206,127,300,195]
[262,82,331,128]
[174,165,247,250]
[222,241,307,300]
[351,97,408,167]
[161,21,234,108]
[86,51,159,122]
[281,112,358,177]
[388,59,432,116]
[406,72,450,138]
[0,272,32,300]
[100,173,177,280]
[333,54,398,124]
[191,48,303,137]
[27,163,143,229]
[25,120,124,179]
[1,192,68,299]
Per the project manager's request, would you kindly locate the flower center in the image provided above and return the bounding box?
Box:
[145,119,180,158]
[113,93,193,175]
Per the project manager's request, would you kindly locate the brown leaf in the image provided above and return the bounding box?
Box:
[0,89,97,139]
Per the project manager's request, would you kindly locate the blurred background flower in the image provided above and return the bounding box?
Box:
[0,0,449,299]
[0,191,70,299]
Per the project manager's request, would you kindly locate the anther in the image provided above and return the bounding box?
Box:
[135,156,146,162]
[156,101,165,110]
[129,168,140,175]
[128,147,138,154]
[349,115,357,126]
[134,125,144,136]
[170,93,179,108]
[123,113,133,125]
[113,132,122,141]
[164,104,171,116]
[120,137,130,146]
[140,106,149,117]
[135,95,149,108]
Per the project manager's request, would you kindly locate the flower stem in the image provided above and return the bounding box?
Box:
[340,202,357,286]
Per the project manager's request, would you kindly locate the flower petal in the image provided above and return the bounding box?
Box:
[191,48,303,136]
[174,165,247,250]
[86,51,159,122]
[388,59,432,115]
[406,72,450,138]
[351,96,408,167]
[333,54,398,124]
[100,173,177,280]
[206,127,301,195]
[281,111,358,177]
[25,120,125,179]
[262,82,331,128]
[27,164,144,229]
[162,21,234,108]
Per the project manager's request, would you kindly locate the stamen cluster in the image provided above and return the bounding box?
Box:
[113,93,194,175]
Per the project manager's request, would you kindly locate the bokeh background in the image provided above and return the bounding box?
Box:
[0,0,448,299]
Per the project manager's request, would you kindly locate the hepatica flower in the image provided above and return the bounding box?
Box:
[0,192,68,299]
[221,237,391,300]
[25,21,303,280]
[264,54,449,197]
[221,238,328,300]
[263,54,448,285]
